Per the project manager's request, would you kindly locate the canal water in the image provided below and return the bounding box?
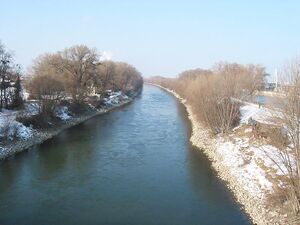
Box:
[0,85,251,225]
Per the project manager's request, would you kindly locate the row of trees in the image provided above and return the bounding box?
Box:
[0,42,23,110]
[149,62,265,134]
[26,45,143,115]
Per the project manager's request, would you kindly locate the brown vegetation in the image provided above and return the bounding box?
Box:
[26,45,143,118]
[149,62,265,134]
[264,58,300,222]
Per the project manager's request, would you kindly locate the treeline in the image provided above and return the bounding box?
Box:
[0,42,23,110]
[149,63,265,134]
[25,45,143,116]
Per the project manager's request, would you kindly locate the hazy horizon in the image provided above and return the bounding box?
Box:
[1,0,300,78]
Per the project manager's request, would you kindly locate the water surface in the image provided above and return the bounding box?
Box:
[0,85,251,225]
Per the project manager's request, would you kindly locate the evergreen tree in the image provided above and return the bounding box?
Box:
[11,74,23,109]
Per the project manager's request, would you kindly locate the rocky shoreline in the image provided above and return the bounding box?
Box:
[150,83,285,225]
[0,92,140,161]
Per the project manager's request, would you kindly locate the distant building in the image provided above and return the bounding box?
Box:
[265,82,277,91]
[263,70,279,91]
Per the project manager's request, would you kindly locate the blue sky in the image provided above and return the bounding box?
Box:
[1,0,300,77]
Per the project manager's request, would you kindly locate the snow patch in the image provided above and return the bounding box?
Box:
[103,91,129,106]
[239,103,282,126]
[0,146,8,156]
[0,119,33,141]
[216,137,274,196]
[15,122,33,140]
[55,106,71,121]
[23,101,40,116]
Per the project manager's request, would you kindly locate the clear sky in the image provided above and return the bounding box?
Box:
[1,0,300,77]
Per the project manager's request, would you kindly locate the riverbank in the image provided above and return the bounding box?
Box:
[0,90,141,160]
[149,83,286,225]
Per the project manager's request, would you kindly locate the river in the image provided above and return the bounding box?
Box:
[0,85,251,225]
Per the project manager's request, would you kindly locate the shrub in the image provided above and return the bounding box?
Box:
[16,114,51,129]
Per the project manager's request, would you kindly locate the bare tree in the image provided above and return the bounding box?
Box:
[274,58,300,217]
[54,45,99,103]
[27,74,65,116]
[95,60,116,94]
[178,68,213,81]
[114,62,142,93]
[27,53,67,115]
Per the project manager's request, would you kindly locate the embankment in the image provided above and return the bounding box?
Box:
[149,83,285,225]
[0,90,141,160]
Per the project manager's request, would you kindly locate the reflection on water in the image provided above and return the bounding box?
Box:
[0,85,251,225]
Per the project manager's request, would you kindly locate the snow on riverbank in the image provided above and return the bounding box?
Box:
[54,106,71,121]
[103,91,129,106]
[194,99,280,198]
[217,103,284,195]
[0,90,137,160]
[150,83,286,225]
[0,91,129,142]
[239,104,277,125]
[0,102,48,142]
[215,138,273,195]
[0,109,34,141]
